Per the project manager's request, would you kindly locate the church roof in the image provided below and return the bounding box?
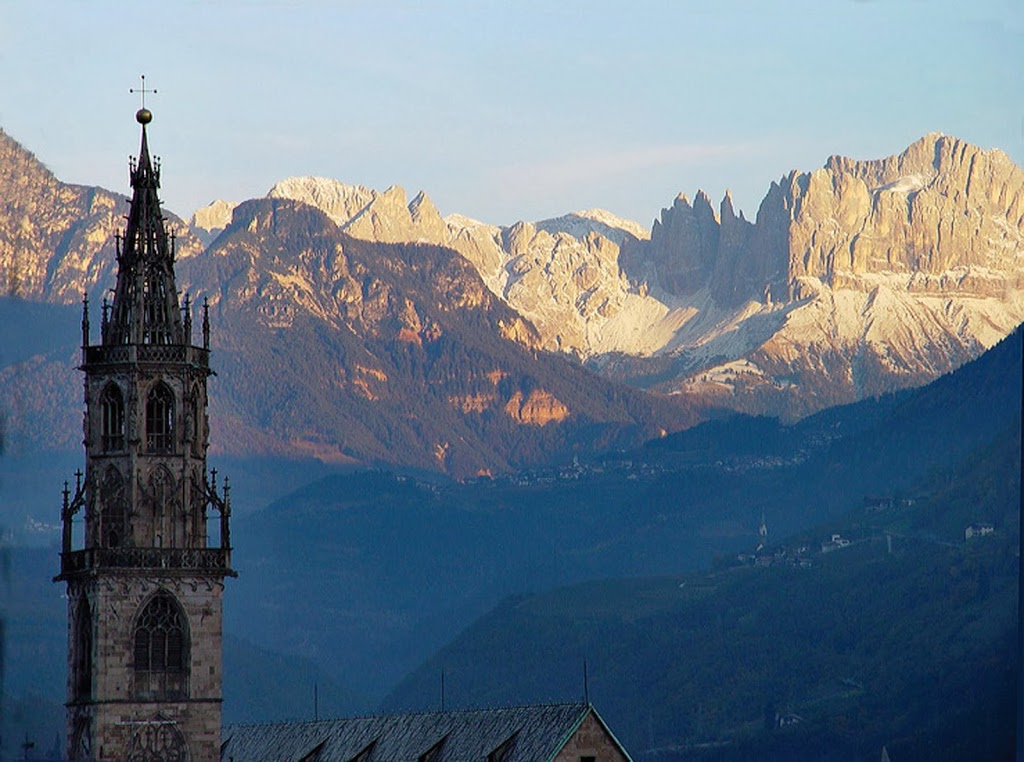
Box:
[221,702,629,762]
[105,106,187,346]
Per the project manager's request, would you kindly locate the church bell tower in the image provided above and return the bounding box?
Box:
[56,101,234,762]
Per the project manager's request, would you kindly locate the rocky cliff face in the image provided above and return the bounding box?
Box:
[621,189,776,308]
[625,134,1024,308]
[0,129,203,303]
[175,198,699,473]
[5,125,1022,443]
[190,198,236,246]
[0,136,696,474]
[607,134,1024,417]
[780,133,1024,293]
[205,177,668,358]
[0,129,117,302]
[244,135,1024,419]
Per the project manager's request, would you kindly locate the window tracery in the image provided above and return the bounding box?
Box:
[100,383,125,452]
[128,718,188,762]
[189,385,203,455]
[146,383,175,453]
[146,466,178,547]
[133,592,188,700]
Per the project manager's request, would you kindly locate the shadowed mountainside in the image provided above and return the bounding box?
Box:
[224,329,1022,706]
[382,417,1020,760]
[0,192,701,479]
[185,198,699,474]
[2,330,1019,747]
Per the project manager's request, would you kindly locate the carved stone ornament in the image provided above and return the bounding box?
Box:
[127,716,188,762]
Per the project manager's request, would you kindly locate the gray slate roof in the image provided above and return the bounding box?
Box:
[221,702,617,762]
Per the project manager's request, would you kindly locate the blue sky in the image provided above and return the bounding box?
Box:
[1,0,1021,227]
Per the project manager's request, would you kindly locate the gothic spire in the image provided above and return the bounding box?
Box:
[105,106,185,346]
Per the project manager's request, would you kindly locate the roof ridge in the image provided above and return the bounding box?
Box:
[223,700,589,729]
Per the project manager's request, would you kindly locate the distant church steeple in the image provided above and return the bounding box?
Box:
[56,94,233,762]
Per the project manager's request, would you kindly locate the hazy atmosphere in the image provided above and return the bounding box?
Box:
[1,2,1022,760]
[2,0,1021,225]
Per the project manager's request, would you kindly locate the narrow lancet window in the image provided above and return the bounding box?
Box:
[134,592,188,700]
[100,384,125,452]
[100,466,126,548]
[72,597,93,701]
[142,274,172,344]
[189,385,204,455]
[146,383,175,453]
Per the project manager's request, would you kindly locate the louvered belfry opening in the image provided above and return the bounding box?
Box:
[134,592,189,700]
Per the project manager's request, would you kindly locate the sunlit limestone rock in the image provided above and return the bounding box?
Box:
[343,184,421,242]
[710,191,757,306]
[617,133,1024,418]
[644,190,720,295]
[429,209,670,359]
[189,199,237,246]
[503,389,570,426]
[0,128,201,303]
[267,176,375,225]
[262,175,665,358]
[183,133,1024,421]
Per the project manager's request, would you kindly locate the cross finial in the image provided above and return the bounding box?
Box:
[130,74,157,109]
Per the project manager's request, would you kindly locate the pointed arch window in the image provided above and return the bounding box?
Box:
[134,592,189,700]
[100,383,125,452]
[148,466,177,548]
[189,385,204,455]
[142,269,173,346]
[146,383,175,453]
[72,597,93,701]
[100,466,127,548]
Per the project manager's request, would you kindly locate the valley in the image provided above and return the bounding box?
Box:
[0,120,1020,760]
[3,329,1018,758]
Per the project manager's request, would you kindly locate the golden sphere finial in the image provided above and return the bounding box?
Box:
[136,108,153,125]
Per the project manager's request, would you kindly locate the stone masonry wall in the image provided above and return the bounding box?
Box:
[69,573,225,762]
[552,711,631,762]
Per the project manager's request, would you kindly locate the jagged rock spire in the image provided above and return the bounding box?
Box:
[105,107,184,345]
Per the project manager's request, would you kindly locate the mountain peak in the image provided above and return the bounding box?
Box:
[822,132,1019,192]
[407,190,447,241]
[534,208,649,244]
[190,199,237,246]
[0,128,202,303]
[267,176,376,225]
[625,132,1024,419]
